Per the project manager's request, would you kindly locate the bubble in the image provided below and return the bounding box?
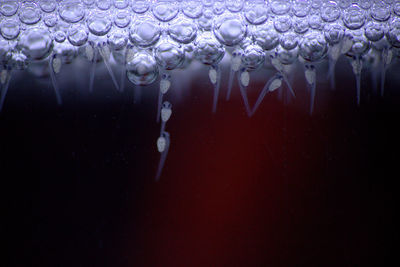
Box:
[96,0,112,11]
[39,0,57,13]
[394,1,400,17]
[59,2,85,23]
[270,0,291,15]
[364,21,385,42]
[68,25,89,46]
[347,31,370,56]
[114,10,131,28]
[168,18,198,44]
[107,29,128,51]
[292,0,311,17]
[253,21,280,51]
[131,0,150,14]
[277,46,299,65]
[87,13,112,36]
[154,40,184,70]
[213,14,247,46]
[244,1,269,25]
[299,31,327,62]
[357,0,372,10]
[292,17,309,34]
[280,32,299,50]
[19,3,41,25]
[308,14,323,30]
[182,0,203,19]
[0,0,19,17]
[114,0,129,9]
[242,44,265,70]
[0,19,20,41]
[343,4,366,30]
[129,20,161,47]
[197,8,214,31]
[17,28,53,61]
[371,1,391,22]
[43,13,58,27]
[225,0,244,13]
[320,1,340,22]
[386,18,400,48]
[274,15,292,33]
[54,31,66,43]
[324,24,344,45]
[126,52,159,86]
[152,1,179,22]
[213,0,225,15]
[194,32,225,65]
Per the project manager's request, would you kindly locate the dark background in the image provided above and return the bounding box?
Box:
[1,60,398,266]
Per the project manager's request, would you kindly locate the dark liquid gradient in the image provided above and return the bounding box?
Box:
[1,62,398,266]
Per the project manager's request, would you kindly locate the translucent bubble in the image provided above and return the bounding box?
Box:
[0,0,19,17]
[308,14,323,30]
[343,4,366,30]
[386,18,400,48]
[96,0,112,11]
[299,31,327,62]
[347,31,370,56]
[311,0,323,9]
[126,52,159,86]
[0,19,20,40]
[280,32,299,50]
[213,14,247,46]
[364,21,385,42]
[292,0,311,17]
[114,0,129,9]
[68,25,89,46]
[324,24,344,45]
[371,1,391,22]
[194,32,225,65]
[337,0,351,9]
[320,1,340,22]
[244,2,269,25]
[54,31,66,43]
[357,0,372,10]
[43,13,58,27]
[242,44,265,70]
[292,17,309,34]
[114,10,131,28]
[253,21,280,51]
[39,0,57,13]
[270,0,291,15]
[107,29,128,51]
[59,2,85,23]
[131,0,150,14]
[182,0,203,19]
[168,18,197,44]
[154,40,184,70]
[202,0,214,7]
[213,0,225,15]
[19,3,41,25]
[18,28,53,61]
[197,8,214,31]
[274,15,292,33]
[87,13,112,36]
[129,20,161,47]
[152,1,179,22]
[53,42,78,64]
[225,0,244,13]
[394,1,400,17]
[277,46,299,65]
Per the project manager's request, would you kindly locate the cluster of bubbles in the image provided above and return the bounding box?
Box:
[1,0,400,179]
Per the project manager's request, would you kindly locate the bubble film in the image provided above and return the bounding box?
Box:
[1,0,400,180]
